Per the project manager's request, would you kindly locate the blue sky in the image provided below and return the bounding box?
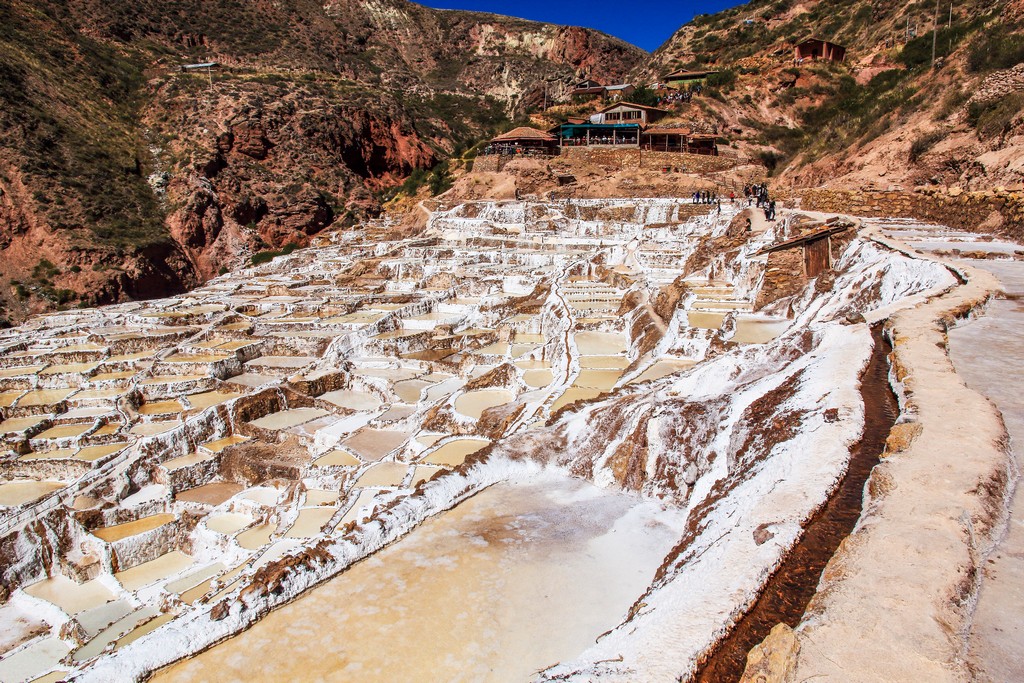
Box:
[423,0,745,52]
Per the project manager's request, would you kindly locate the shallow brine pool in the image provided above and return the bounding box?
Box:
[156,471,683,683]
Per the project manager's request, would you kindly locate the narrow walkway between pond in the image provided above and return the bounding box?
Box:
[883,223,1024,682]
[947,259,1024,683]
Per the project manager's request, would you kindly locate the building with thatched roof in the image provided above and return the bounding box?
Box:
[484,127,559,155]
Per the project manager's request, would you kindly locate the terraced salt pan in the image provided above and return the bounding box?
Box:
[304,489,339,506]
[411,465,441,486]
[0,480,65,507]
[75,443,127,462]
[138,400,182,416]
[165,564,227,596]
[628,358,696,385]
[341,429,411,461]
[687,310,726,329]
[731,316,791,344]
[421,438,490,466]
[239,487,281,506]
[129,422,178,437]
[224,373,276,388]
[184,390,242,410]
[24,575,116,615]
[206,513,253,535]
[551,387,602,413]
[0,415,49,433]
[523,369,554,387]
[115,551,194,592]
[574,332,627,356]
[351,366,420,382]
[72,605,161,661]
[0,365,45,378]
[247,407,329,430]
[176,483,242,506]
[92,513,175,542]
[454,389,515,419]
[355,463,410,487]
[156,473,683,683]
[17,389,75,407]
[40,362,100,375]
[574,369,623,390]
[202,435,249,453]
[312,449,362,468]
[319,390,383,411]
[0,637,70,683]
[163,451,215,472]
[284,507,338,538]
[392,379,432,403]
[245,356,315,369]
[236,523,275,550]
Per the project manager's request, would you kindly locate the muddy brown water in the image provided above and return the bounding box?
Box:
[694,324,898,682]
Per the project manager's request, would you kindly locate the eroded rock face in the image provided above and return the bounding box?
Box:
[0,0,644,320]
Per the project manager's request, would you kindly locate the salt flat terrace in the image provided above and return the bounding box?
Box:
[0,199,967,683]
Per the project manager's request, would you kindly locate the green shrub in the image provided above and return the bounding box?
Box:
[909,130,944,162]
[968,28,1024,72]
[967,93,1024,138]
[759,150,782,174]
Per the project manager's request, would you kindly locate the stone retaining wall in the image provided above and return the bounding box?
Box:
[801,188,1024,241]
[469,148,743,175]
[559,147,741,173]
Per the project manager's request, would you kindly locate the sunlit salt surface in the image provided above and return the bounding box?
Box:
[574,331,627,356]
[92,513,175,542]
[205,513,253,535]
[0,480,65,507]
[284,507,337,538]
[421,438,491,466]
[156,471,683,683]
[628,358,696,384]
[453,389,514,419]
[731,316,791,344]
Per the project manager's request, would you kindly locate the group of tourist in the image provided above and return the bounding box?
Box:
[692,190,720,205]
[743,183,777,220]
[656,86,699,106]
[480,144,551,157]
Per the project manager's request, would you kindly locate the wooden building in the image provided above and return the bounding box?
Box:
[641,127,689,152]
[603,84,635,101]
[793,38,846,63]
[757,224,850,278]
[590,102,668,127]
[569,81,635,101]
[570,79,606,98]
[485,127,559,155]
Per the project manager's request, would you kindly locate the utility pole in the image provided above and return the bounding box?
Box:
[949,2,953,28]
[931,0,940,68]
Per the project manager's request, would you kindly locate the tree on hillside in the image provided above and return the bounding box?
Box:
[630,85,660,107]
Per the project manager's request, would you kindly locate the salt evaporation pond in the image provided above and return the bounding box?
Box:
[156,471,683,683]
[453,389,514,419]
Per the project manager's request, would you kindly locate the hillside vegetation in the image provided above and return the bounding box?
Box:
[0,0,643,322]
[633,0,1024,190]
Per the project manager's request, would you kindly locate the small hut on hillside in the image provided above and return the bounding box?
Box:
[663,69,719,88]
[757,223,850,277]
[794,38,846,63]
[484,127,559,156]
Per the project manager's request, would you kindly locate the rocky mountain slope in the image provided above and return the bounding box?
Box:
[0,0,642,322]
[632,0,1024,193]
